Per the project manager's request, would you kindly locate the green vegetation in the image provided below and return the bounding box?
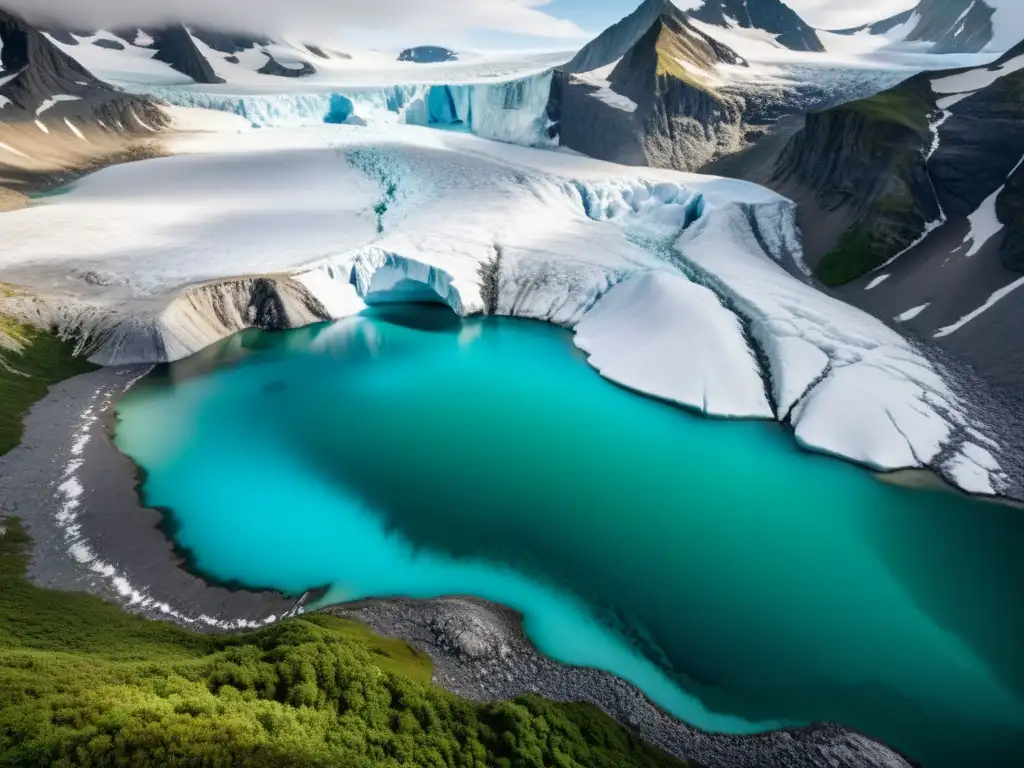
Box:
[0,519,689,767]
[816,226,883,286]
[831,85,932,139]
[0,315,97,456]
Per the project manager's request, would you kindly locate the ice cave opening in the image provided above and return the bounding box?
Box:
[361,262,463,314]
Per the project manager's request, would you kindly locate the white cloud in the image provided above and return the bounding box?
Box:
[5,0,588,43]
[782,0,919,30]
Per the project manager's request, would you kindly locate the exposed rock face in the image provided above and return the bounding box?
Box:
[398,46,458,63]
[551,0,896,172]
[148,24,225,84]
[51,276,330,366]
[769,78,940,284]
[728,39,1024,395]
[1,11,102,110]
[997,165,1024,270]
[831,10,915,36]
[689,0,824,52]
[552,0,752,170]
[906,0,995,53]
[562,0,745,75]
[189,27,273,54]
[0,9,166,131]
[256,52,316,78]
[332,597,916,768]
[834,0,996,53]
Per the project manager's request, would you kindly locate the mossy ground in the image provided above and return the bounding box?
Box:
[0,315,98,456]
[0,324,690,768]
[830,85,933,139]
[816,226,882,286]
[0,518,688,767]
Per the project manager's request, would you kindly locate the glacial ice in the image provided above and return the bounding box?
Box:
[0,121,1007,496]
[141,70,555,147]
[575,271,773,418]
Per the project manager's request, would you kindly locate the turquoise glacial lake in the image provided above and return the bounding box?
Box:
[115,305,1024,768]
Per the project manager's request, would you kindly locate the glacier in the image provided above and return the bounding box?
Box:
[136,70,555,147]
[0,118,1009,497]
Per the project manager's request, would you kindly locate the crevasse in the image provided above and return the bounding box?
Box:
[140,71,555,147]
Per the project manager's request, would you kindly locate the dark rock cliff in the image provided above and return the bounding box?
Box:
[722,38,1024,394]
[563,0,745,74]
[770,78,940,283]
[997,165,1024,271]
[690,0,824,53]
[831,10,916,36]
[188,27,273,54]
[552,0,749,171]
[551,0,887,173]
[256,53,316,78]
[906,0,995,53]
[148,24,225,84]
[0,9,166,130]
[834,0,997,53]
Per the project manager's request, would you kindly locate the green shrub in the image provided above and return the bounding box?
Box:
[0,316,97,456]
[0,520,688,767]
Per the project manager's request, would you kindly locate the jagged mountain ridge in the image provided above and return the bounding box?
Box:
[732,40,1024,393]
[689,0,824,52]
[549,0,891,173]
[562,0,747,74]
[833,0,1012,54]
[0,9,164,127]
[148,25,225,84]
[45,24,325,84]
[552,1,752,170]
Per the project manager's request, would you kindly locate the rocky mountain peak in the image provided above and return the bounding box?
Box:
[562,0,745,74]
[147,24,226,84]
[0,9,111,113]
[689,0,824,52]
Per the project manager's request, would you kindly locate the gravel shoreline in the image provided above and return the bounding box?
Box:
[0,366,304,628]
[332,598,918,768]
[0,366,918,768]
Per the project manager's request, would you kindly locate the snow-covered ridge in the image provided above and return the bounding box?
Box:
[0,122,1006,497]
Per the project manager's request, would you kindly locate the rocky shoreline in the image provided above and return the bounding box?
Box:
[0,366,303,629]
[0,365,922,768]
[331,597,918,768]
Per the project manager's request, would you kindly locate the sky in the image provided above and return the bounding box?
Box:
[8,0,920,49]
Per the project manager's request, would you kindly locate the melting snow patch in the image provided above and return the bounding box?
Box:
[589,87,638,113]
[130,108,157,132]
[0,140,28,159]
[34,120,49,134]
[36,94,82,115]
[932,51,1024,109]
[865,274,890,290]
[64,118,87,141]
[895,303,929,322]
[961,152,1024,257]
[935,275,1024,338]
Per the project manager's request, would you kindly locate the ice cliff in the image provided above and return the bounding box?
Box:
[139,70,556,147]
[0,123,1009,497]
